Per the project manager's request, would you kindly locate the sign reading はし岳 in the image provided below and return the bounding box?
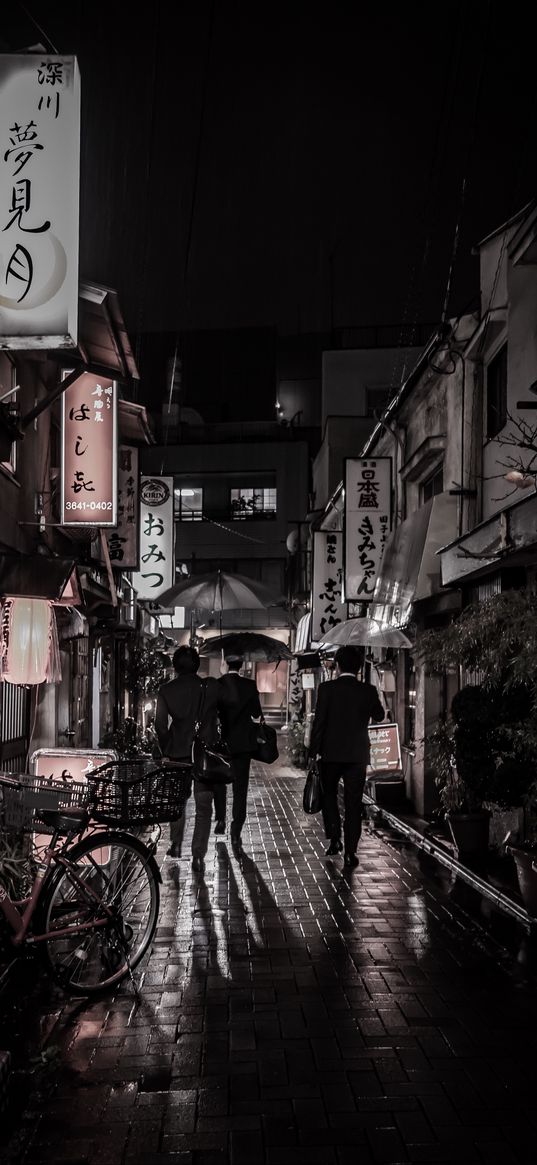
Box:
[61,373,118,526]
[132,476,175,599]
[344,458,392,601]
[0,55,80,348]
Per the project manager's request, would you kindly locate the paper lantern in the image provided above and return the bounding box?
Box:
[0,597,62,685]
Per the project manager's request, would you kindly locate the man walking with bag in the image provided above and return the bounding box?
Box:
[217,655,262,852]
[309,644,385,868]
[155,645,219,872]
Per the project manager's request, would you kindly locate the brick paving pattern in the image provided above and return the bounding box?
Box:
[2,754,537,1164]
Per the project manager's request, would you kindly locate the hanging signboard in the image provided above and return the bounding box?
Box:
[344,457,392,601]
[102,445,139,568]
[366,723,402,774]
[311,531,346,642]
[30,748,116,859]
[61,372,118,526]
[132,476,174,600]
[0,55,80,348]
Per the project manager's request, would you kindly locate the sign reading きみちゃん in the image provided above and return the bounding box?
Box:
[0,54,80,347]
[344,458,392,601]
[132,476,175,600]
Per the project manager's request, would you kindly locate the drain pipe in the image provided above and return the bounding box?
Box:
[364,795,533,930]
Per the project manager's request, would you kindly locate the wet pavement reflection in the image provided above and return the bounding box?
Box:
[2,763,537,1164]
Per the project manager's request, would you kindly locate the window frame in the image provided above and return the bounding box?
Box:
[485,341,507,440]
[420,462,443,505]
[174,486,204,521]
[229,486,277,520]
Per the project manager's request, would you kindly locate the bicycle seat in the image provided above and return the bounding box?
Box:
[38,806,88,833]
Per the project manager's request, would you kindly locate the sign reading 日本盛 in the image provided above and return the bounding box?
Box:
[344,458,392,601]
[0,55,80,348]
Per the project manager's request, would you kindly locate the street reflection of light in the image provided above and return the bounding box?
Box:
[404,891,432,956]
[213,858,232,978]
[239,870,263,949]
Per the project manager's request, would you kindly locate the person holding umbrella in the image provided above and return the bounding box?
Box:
[217,655,263,851]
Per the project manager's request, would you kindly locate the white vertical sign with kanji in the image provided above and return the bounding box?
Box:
[132,476,174,600]
[0,55,80,347]
[311,531,346,641]
[344,458,392,601]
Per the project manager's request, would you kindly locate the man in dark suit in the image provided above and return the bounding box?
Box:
[156,645,219,871]
[309,644,385,869]
[217,655,262,852]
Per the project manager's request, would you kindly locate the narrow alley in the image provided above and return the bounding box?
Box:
[2,753,537,1165]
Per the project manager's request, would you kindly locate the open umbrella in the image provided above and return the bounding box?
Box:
[199,632,292,662]
[318,617,412,649]
[157,569,286,612]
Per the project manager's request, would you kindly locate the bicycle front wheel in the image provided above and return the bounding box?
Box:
[38,831,160,995]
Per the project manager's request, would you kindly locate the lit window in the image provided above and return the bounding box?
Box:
[230,487,277,519]
[174,487,203,521]
[420,464,443,504]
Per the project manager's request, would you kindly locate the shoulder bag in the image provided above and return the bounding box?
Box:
[252,716,279,764]
[303,757,323,814]
[192,680,235,785]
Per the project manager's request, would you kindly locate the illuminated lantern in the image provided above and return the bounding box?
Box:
[0,597,62,685]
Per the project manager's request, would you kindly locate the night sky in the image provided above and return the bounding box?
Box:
[2,2,537,346]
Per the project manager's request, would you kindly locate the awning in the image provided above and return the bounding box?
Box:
[438,489,537,587]
[78,283,139,381]
[370,492,459,629]
[319,619,412,649]
[119,399,154,445]
[0,555,78,602]
[294,612,311,652]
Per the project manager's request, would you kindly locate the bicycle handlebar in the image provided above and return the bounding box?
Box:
[0,774,24,791]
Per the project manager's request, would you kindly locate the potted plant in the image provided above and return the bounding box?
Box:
[418,588,537,863]
[287,715,308,769]
[426,686,495,857]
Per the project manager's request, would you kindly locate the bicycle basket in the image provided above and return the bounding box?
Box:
[0,772,89,833]
[87,760,192,826]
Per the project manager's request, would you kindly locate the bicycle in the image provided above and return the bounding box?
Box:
[0,759,192,996]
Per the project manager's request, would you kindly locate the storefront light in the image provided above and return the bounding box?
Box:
[0,597,62,685]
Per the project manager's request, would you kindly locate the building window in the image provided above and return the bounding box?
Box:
[404,653,416,748]
[230,487,277,519]
[0,356,18,475]
[486,343,507,438]
[174,487,203,520]
[420,463,443,504]
[365,386,393,418]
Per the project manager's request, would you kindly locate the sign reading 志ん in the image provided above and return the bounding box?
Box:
[132,476,174,600]
[0,55,80,348]
[61,373,117,526]
[311,531,346,642]
[344,458,392,601]
[102,446,139,569]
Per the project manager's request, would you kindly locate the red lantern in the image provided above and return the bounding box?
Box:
[0,597,61,685]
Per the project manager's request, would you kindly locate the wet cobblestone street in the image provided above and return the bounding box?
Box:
[2,756,537,1165]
